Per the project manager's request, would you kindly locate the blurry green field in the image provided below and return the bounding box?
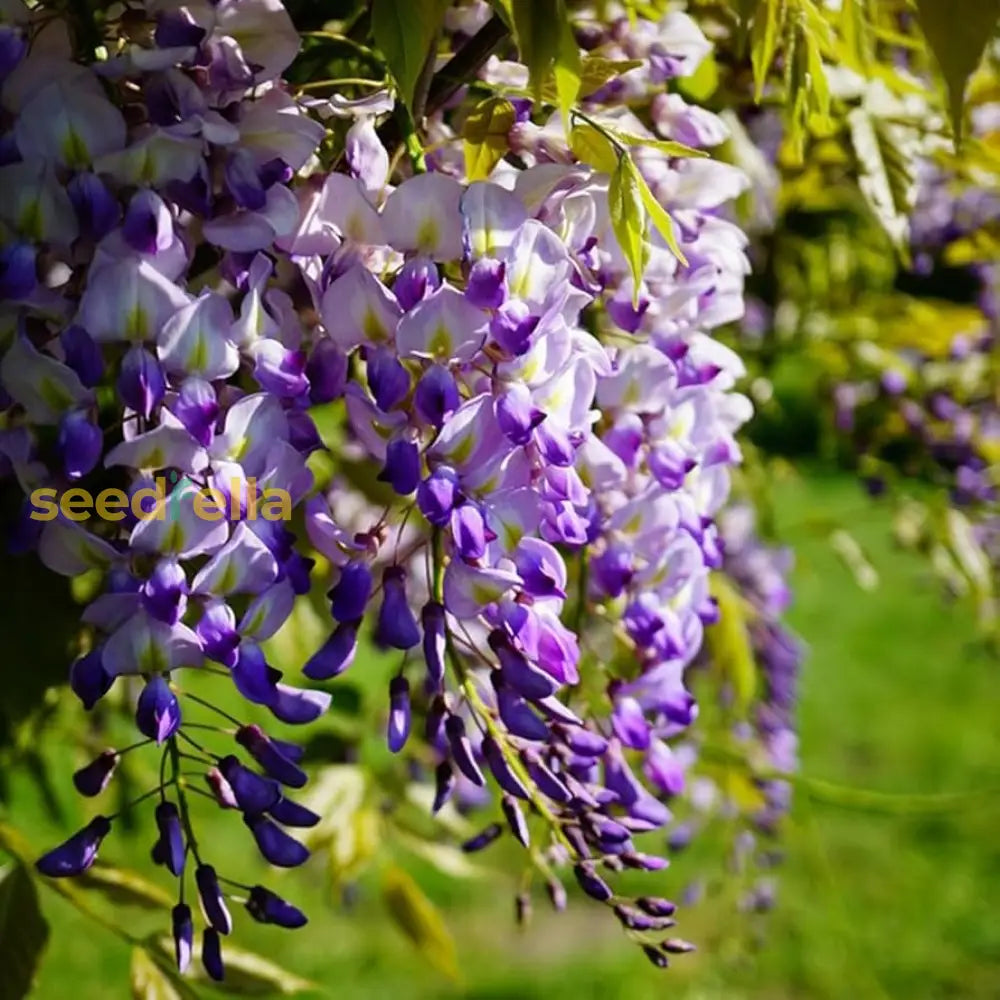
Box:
[13,470,1000,1000]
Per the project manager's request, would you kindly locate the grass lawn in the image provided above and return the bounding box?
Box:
[10,469,1000,1000]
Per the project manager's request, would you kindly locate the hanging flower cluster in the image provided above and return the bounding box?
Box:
[0,0,755,979]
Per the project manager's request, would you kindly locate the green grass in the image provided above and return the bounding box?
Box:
[11,470,1000,1000]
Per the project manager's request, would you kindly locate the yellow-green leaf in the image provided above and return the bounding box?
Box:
[130,948,199,1000]
[914,0,1000,139]
[608,154,648,301]
[371,0,451,110]
[633,166,688,266]
[510,0,562,99]
[705,574,757,713]
[569,123,619,174]
[579,56,643,95]
[0,864,49,1000]
[463,97,517,181]
[604,128,708,159]
[750,0,786,102]
[553,11,582,124]
[77,864,174,911]
[382,865,459,980]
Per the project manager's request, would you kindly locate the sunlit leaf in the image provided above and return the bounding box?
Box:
[578,56,644,96]
[633,164,688,265]
[371,0,451,110]
[77,864,174,911]
[605,128,708,159]
[382,865,458,980]
[569,123,619,174]
[913,0,1000,140]
[510,0,562,98]
[0,863,50,1000]
[750,0,786,102]
[462,97,517,181]
[705,574,757,713]
[553,12,582,124]
[130,947,198,1000]
[608,154,648,302]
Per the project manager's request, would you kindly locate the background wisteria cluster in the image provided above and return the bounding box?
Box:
[0,1,997,998]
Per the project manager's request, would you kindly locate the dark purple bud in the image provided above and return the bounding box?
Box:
[450,503,493,561]
[286,409,322,453]
[135,676,181,744]
[57,410,102,480]
[621,851,669,871]
[0,241,36,300]
[489,300,538,356]
[268,797,320,828]
[636,896,677,918]
[123,189,174,255]
[588,815,631,846]
[465,257,506,309]
[394,255,440,310]
[154,801,186,877]
[444,715,485,786]
[72,749,118,797]
[202,928,224,982]
[329,561,373,623]
[377,436,421,495]
[172,903,193,973]
[219,755,281,815]
[173,377,219,446]
[197,601,239,668]
[496,384,545,446]
[573,862,612,902]
[376,568,420,650]
[242,814,310,868]
[246,885,308,928]
[205,768,238,810]
[366,347,409,412]
[461,823,503,853]
[413,364,459,428]
[118,345,165,418]
[494,683,549,742]
[272,737,305,764]
[557,725,608,758]
[416,466,460,526]
[307,339,348,404]
[481,735,529,799]
[67,172,120,242]
[196,864,232,934]
[60,325,103,387]
[524,757,571,803]
[303,621,358,680]
[0,26,27,81]
[489,632,558,700]
[661,938,696,955]
[501,794,530,847]
[546,878,567,912]
[142,559,188,625]
[642,945,669,969]
[432,761,454,813]
[36,816,111,877]
[425,694,447,742]
[69,647,114,712]
[282,550,315,596]
[421,602,446,691]
[386,676,411,753]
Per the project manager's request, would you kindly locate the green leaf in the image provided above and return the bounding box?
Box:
[840,0,874,73]
[462,97,517,181]
[914,0,1000,139]
[705,575,757,713]
[569,123,619,174]
[553,11,582,123]
[847,105,916,256]
[76,863,174,911]
[750,0,786,102]
[608,154,648,302]
[603,128,708,159]
[633,166,688,266]
[130,947,199,1000]
[148,935,317,996]
[510,0,562,98]
[371,0,451,110]
[0,863,50,1000]
[578,56,643,96]
[382,865,458,980]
